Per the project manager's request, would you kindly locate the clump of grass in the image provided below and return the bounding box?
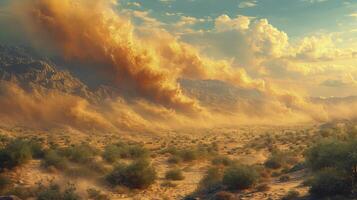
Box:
[223,164,259,190]
[106,158,157,189]
[61,143,97,164]
[103,143,149,163]
[264,149,296,170]
[165,144,218,164]
[198,167,224,193]
[211,156,235,167]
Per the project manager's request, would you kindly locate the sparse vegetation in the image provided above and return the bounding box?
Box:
[305,138,357,198]
[212,156,234,166]
[0,139,38,170]
[264,149,296,169]
[223,164,259,190]
[61,143,97,164]
[165,168,184,181]
[42,150,68,170]
[106,159,157,189]
[103,143,149,163]
[198,167,224,193]
[37,183,81,200]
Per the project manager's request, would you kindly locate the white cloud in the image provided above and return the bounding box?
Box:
[239,0,258,8]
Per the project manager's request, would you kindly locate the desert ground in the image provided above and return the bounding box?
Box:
[1,122,342,200]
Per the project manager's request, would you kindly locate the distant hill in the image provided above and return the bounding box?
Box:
[0,45,120,103]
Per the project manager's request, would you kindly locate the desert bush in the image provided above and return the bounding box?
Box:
[223,164,259,190]
[61,143,97,164]
[198,167,224,192]
[165,144,217,164]
[179,149,199,162]
[211,156,234,167]
[102,145,121,163]
[127,145,150,159]
[305,139,349,172]
[37,183,81,200]
[0,139,34,170]
[305,138,357,197]
[106,159,157,189]
[28,140,45,159]
[165,168,184,181]
[42,150,68,170]
[309,168,351,198]
[103,143,149,163]
[264,150,295,169]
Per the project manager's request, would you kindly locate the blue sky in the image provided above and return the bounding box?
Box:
[120,0,357,38]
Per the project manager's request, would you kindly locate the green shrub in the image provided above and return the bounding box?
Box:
[309,168,351,197]
[127,145,149,159]
[0,139,33,170]
[179,149,198,162]
[223,165,259,190]
[37,183,81,200]
[264,150,294,169]
[102,145,121,163]
[103,143,149,163]
[165,168,184,181]
[106,159,157,189]
[198,167,223,192]
[42,150,68,170]
[305,139,349,172]
[165,144,217,164]
[61,143,97,164]
[211,156,234,166]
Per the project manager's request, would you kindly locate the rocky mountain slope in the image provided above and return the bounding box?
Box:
[1,45,355,109]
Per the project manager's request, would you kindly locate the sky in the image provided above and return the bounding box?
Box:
[0,0,356,99]
[117,0,357,97]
